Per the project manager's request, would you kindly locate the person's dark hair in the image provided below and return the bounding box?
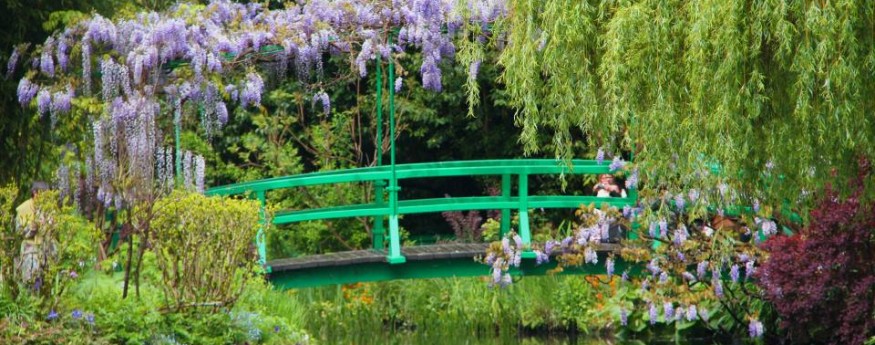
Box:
[30,181,49,195]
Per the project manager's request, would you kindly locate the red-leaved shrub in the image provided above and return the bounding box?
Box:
[757,174,875,344]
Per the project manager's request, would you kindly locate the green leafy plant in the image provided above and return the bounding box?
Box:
[148,191,263,311]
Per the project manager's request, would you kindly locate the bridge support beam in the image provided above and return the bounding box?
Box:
[500,174,511,238]
[518,174,531,246]
[373,181,385,250]
[256,191,270,273]
[373,53,385,251]
[385,33,405,265]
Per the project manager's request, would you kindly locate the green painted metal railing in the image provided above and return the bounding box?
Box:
[205,159,638,270]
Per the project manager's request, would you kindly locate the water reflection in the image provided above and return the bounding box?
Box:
[316,332,652,345]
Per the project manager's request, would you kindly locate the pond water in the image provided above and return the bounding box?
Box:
[314,331,720,345]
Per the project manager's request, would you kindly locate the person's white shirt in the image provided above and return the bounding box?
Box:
[596,187,627,198]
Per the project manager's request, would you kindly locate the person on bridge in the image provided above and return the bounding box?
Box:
[594,174,627,198]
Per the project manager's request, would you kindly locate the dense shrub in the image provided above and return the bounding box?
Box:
[148,191,265,311]
[758,181,875,344]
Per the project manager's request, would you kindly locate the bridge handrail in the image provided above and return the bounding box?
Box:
[205,159,637,268]
[205,159,605,196]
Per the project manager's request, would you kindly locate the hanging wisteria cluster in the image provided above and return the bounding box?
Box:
[482,232,524,287]
[10,0,506,208]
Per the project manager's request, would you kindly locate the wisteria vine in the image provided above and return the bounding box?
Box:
[9,0,506,208]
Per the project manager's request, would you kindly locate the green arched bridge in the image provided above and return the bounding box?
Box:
[205,159,640,289]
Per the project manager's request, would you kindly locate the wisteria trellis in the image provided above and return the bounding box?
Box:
[10,0,505,206]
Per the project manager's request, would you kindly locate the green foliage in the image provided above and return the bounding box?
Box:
[494,0,875,208]
[148,191,263,311]
[0,184,21,286]
[52,271,309,345]
[298,275,657,342]
[1,190,98,308]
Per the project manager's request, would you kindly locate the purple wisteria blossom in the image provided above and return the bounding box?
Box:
[663,302,674,321]
[7,45,22,78]
[674,194,685,210]
[17,78,38,106]
[37,87,51,117]
[730,264,740,283]
[51,87,73,115]
[513,234,523,249]
[647,259,660,276]
[761,219,777,236]
[697,261,709,280]
[534,250,548,265]
[544,240,557,256]
[394,77,402,92]
[606,258,614,279]
[609,156,624,172]
[682,271,696,282]
[620,308,628,326]
[686,305,698,321]
[420,56,442,91]
[501,238,511,255]
[216,101,229,124]
[673,225,688,245]
[313,91,330,115]
[749,319,764,338]
[195,155,205,193]
[492,266,502,284]
[40,37,55,77]
[468,60,481,79]
[595,148,604,165]
[56,38,69,72]
[745,260,756,280]
[674,306,686,321]
[584,246,597,264]
[649,303,658,325]
[241,72,264,108]
[72,309,83,320]
[625,169,638,189]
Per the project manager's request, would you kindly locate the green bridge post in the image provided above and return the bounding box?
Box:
[373,54,385,251]
[256,190,270,272]
[500,174,511,237]
[386,33,405,264]
[518,174,530,246]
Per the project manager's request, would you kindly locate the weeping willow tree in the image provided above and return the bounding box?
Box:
[485,0,875,212]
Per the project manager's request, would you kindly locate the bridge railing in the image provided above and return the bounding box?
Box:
[206,159,637,269]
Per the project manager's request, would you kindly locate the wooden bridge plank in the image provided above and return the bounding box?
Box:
[267,243,622,273]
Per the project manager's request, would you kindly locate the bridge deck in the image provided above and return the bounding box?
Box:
[268,243,622,272]
[266,243,625,289]
[268,243,494,271]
